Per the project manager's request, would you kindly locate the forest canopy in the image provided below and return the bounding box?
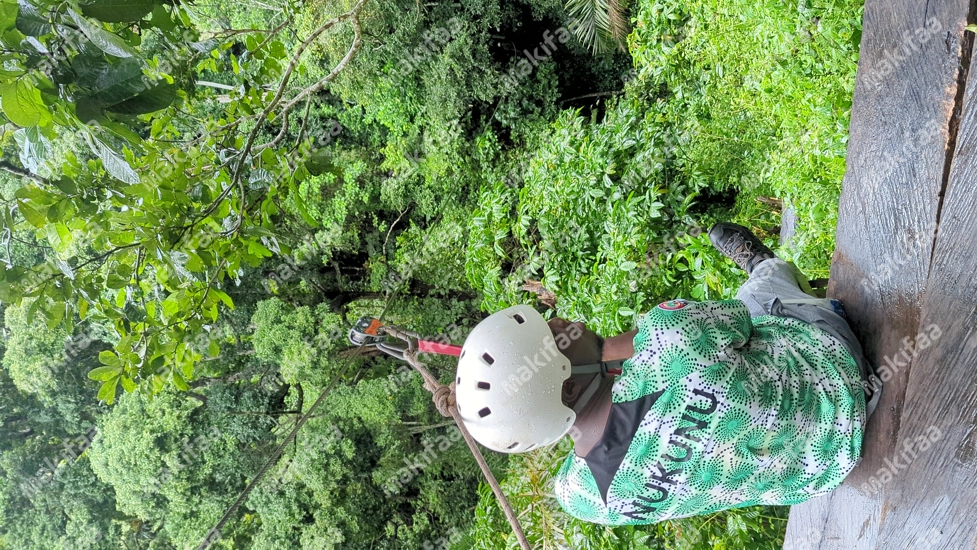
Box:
[0,0,863,547]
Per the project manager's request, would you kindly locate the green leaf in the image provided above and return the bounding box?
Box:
[53,177,78,194]
[80,0,155,23]
[98,350,122,367]
[67,9,135,58]
[119,376,137,392]
[1,80,51,127]
[88,365,122,381]
[74,96,103,124]
[69,53,144,105]
[211,288,234,309]
[105,82,177,115]
[161,295,180,321]
[147,3,175,32]
[0,3,19,34]
[14,126,47,174]
[14,185,52,203]
[15,0,49,36]
[16,200,45,227]
[82,132,139,183]
[44,301,64,329]
[105,274,127,289]
[171,370,189,391]
[97,377,119,404]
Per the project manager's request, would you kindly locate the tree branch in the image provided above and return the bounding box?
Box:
[274,7,366,117]
[177,0,369,246]
[0,161,50,186]
[187,392,208,405]
[253,0,368,154]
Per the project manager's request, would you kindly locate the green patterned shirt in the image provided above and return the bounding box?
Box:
[553,299,866,525]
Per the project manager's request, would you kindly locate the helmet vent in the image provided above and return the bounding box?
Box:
[481,352,495,365]
[477,381,491,390]
[478,407,492,418]
[507,442,519,450]
[456,376,461,384]
[513,313,526,324]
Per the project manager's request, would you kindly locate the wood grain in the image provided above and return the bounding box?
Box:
[869,29,977,547]
[784,0,974,547]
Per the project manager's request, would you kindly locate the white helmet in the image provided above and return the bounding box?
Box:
[454,305,574,454]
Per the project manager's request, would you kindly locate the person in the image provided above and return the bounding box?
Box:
[454,222,881,525]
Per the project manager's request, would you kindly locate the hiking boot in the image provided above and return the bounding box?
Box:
[708,223,776,275]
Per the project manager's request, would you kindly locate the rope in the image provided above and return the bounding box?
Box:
[431,384,455,418]
[401,348,532,550]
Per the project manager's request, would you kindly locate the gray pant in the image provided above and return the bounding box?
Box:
[736,259,881,418]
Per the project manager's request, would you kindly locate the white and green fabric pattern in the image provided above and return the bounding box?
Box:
[553,299,866,525]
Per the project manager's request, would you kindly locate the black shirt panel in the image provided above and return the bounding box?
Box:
[581,389,663,503]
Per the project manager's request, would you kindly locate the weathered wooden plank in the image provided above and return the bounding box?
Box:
[784,0,973,547]
[868,31,977,548]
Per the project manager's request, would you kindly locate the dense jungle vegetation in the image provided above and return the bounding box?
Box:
[0,0,863,547]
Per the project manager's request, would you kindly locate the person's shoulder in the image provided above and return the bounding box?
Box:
[640,299,745,327]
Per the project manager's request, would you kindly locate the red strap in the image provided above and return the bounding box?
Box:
[418,340,463,357]
[363,318,383,335]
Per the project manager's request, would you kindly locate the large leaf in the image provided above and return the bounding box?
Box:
[88,365,123,381]
[16,200,45,227]
[14,125,48,173]
[72,54,148,106]
[0,80,51,127]
[105,82,177,114]
[81,0,156,23]
[68,9,135,58]
[0,3,19,33]
[97,377,119,404]
[75,95,103,123]
[15,0,49,36]
[83,132,140,184]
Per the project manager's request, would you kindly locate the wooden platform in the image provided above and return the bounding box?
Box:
[783,0,977,548]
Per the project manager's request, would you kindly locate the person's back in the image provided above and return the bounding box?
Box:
[553,297,865,524]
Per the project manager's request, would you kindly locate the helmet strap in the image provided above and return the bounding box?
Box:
[569,360,624,414]
[570,360,625,377]
[572,374,605,414]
